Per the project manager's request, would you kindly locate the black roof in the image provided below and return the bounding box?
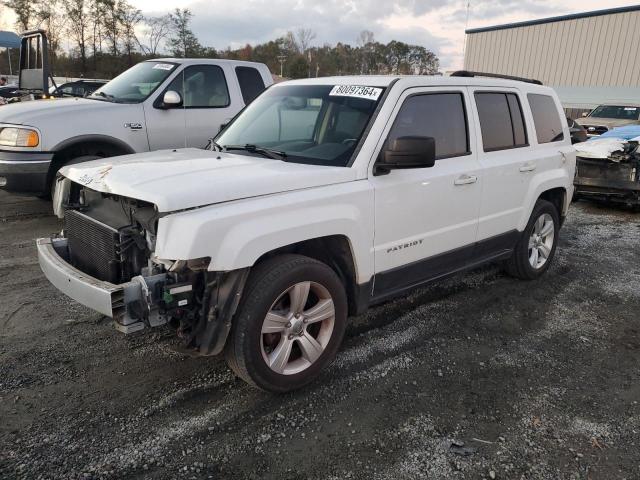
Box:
[466,4,640,34]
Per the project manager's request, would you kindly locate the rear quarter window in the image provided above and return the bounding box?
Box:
[527,93,564,143]
[236,66,266,105]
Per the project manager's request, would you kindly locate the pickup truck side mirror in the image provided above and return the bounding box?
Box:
[375,136,436,175]
[581,112,588,117]
[160,90,182,109]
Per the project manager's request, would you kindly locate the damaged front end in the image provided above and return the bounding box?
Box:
[574,136,640,206]
[37,180,248,356]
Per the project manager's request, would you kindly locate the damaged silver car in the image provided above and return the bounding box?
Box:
[574,126,640,206]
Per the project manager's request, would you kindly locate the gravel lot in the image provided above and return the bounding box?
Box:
[0,190,639,480]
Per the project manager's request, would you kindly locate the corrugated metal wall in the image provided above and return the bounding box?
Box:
[464,9,640,88]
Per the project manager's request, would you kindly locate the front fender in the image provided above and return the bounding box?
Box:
[154,181,375,283]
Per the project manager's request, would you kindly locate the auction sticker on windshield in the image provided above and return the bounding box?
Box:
[152,63,174,70]
[329,85,383,101]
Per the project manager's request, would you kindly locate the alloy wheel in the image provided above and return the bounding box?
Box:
[260,281,335,375]
[528,213,555,269]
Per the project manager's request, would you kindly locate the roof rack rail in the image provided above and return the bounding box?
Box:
[450,70,543,85]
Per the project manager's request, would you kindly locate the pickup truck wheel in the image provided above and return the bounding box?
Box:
[225,254,348,392]
[505,199,559,280]
[49,155,100,199]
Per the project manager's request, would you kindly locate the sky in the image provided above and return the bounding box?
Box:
[2,0,639,71]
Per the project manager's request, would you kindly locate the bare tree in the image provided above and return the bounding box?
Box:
[138,15,171,56]
[4,0,34,31]
[357,30,374,47]
[33,0,67,66]
[88,0,106,72]
[63,0,90,73]
[102,0,120,56]
[119,1,141,64]
[295,28,316,53]
[357,30,375,74]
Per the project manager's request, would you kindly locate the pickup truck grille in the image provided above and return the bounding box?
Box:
[65,209,121,283]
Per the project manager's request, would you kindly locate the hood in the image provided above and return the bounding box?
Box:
[0,97,126,126]
[61,148,358,212]
[575,117,639,130]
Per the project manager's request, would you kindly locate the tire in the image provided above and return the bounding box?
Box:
[49,155,100,199]
[225,254,348,392]
[505,199,560,280]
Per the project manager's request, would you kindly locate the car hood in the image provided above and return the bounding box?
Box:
[0,97,127,126]
[575,117,639,129]
[60,148,358,212]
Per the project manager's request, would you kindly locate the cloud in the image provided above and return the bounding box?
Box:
[133,0,640,71]
[142,0,451,62]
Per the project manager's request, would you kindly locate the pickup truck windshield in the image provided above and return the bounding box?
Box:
[216,84,385,167]
[589,105,640,120]
[90,61,177,104]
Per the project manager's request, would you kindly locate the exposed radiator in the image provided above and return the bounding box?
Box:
[65,209,121,283]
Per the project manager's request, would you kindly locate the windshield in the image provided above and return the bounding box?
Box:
[216,84,385,167]
[90,61,177,103]
[589,105,640,120]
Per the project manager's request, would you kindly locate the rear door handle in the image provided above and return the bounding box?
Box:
[519,162,536,172]
[454,174,478,186]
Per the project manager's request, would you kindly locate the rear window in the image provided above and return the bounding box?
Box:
[528,93,564,143]
[236,66,266,104]
[475,92,528,152]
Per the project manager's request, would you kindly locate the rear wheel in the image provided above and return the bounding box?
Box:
[505,199,559,280]
[225,254,348,392]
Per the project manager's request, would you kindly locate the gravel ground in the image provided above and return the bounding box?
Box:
[0,190,639,480]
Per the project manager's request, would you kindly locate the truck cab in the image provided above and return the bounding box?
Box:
[0,58,272,196]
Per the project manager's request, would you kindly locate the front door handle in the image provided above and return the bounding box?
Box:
[454,174,478,186]
[519,162,536,172]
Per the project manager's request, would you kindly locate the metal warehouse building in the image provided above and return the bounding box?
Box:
[463,5,640,116]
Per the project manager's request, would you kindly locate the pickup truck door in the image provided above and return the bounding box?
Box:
[145,64,240,150]
[144,66,186,150]
[370,87,482,297]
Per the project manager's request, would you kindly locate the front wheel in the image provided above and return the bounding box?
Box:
[505,199,559,280]
[225,254,348,392]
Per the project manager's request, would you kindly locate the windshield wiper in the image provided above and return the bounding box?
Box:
[223,144,287,160]
[206,138,223,151]
[90,91,115,102]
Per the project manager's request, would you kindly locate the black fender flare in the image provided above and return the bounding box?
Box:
[51,134,136,155]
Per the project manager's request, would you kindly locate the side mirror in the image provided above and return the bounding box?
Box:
[376,136,436,175]
[161,90,182,108]
[581,112,588,117]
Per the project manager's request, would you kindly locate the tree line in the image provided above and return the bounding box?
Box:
[1,3,440,80]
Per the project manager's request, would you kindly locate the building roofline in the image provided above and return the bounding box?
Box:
[465,4,640,34]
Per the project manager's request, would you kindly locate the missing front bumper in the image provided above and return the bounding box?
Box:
[36,237,167,333]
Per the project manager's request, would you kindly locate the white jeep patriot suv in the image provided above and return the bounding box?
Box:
[37,71,576,392]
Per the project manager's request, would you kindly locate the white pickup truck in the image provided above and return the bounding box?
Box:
[0,58,272,196]
[37,72,576,392]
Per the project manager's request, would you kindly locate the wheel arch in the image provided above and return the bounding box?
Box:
[48,135,136,188]
[538,187,567,223]
[518,171,570,231]
[253,235,364,316]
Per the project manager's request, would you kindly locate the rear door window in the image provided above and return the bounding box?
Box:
[475,92,528,151]
[236,66,266,104]
[527,93,564,143]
